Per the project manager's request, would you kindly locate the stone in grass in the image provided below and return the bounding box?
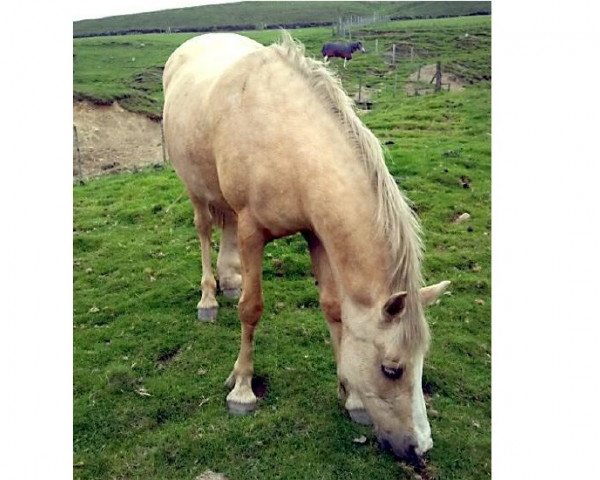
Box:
[195,470,228,480]
[353,435,367,444]
[453,212,471,224]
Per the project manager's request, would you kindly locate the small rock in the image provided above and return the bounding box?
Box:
[453,212,471,224]
[195,470,228,480]
[197,368,207,376]
[135,387,151,397]
[475,299,485,305]
[89,306,100,313]
[353,435,367,444]
[85,267,93,274]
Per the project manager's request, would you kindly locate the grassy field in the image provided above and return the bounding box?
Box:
[73,1,491,36]
[73,15,491,480]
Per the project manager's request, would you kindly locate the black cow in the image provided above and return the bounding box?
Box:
[321,41,366,68]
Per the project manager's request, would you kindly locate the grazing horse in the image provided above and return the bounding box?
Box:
[321,41,365,67]
[162,32,450,460]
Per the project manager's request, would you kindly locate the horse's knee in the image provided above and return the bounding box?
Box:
[238,296,263,325]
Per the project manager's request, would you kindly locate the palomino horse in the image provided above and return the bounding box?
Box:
[162,32,450,460]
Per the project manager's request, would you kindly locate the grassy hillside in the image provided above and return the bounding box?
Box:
[73,15,491,480]
[73,15,490,118]
[73,1,491,37]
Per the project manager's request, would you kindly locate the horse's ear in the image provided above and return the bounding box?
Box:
[383,291,408,320]
[419,281,451,307]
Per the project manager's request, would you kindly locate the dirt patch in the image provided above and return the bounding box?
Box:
[73,100,163,178]
[404,64,466,95]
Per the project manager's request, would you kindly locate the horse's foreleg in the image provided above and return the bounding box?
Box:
[225,211,265,415]
[217,211,242,298]
[305,233,372,425]
[191,195,218,322]
[343,58,347,68]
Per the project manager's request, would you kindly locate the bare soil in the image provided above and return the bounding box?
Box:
[404,64,466,95]
[73,101,163,178]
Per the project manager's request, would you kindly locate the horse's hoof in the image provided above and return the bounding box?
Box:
[197,307,218,322]
[227,399,257,416]
[348,408,373,425]
[222,288,241,299]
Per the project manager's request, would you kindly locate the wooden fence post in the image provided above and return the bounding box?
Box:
[417,64,421,81]
[435,61,442,92]
[161,120,167,164]
[392,44,396,65]
[73,124,83,183]
[375,38,378,54]
[410,46,414,62]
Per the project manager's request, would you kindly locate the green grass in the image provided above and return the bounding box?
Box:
[73,1,491,37]
[73,15,490,480]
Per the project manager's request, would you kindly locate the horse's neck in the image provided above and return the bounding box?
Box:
[310,174,390,308]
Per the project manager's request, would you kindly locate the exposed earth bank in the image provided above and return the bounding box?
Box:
[73,101,164,178]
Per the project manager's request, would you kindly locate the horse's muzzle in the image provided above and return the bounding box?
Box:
[377,434,431,462]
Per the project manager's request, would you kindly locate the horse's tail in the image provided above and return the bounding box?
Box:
[321,44,327,56]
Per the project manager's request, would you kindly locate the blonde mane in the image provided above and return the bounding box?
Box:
[271,32,429,350]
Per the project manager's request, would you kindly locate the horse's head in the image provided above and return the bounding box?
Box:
[352,41,366,53]
[337,280,450,460]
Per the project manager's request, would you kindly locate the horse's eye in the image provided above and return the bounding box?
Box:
[381,365,404,380]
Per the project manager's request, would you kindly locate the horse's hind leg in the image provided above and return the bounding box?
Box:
[225,211,265,414]
[305,232,372,425]
[190,194,218,321]
[217,211,242,298]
